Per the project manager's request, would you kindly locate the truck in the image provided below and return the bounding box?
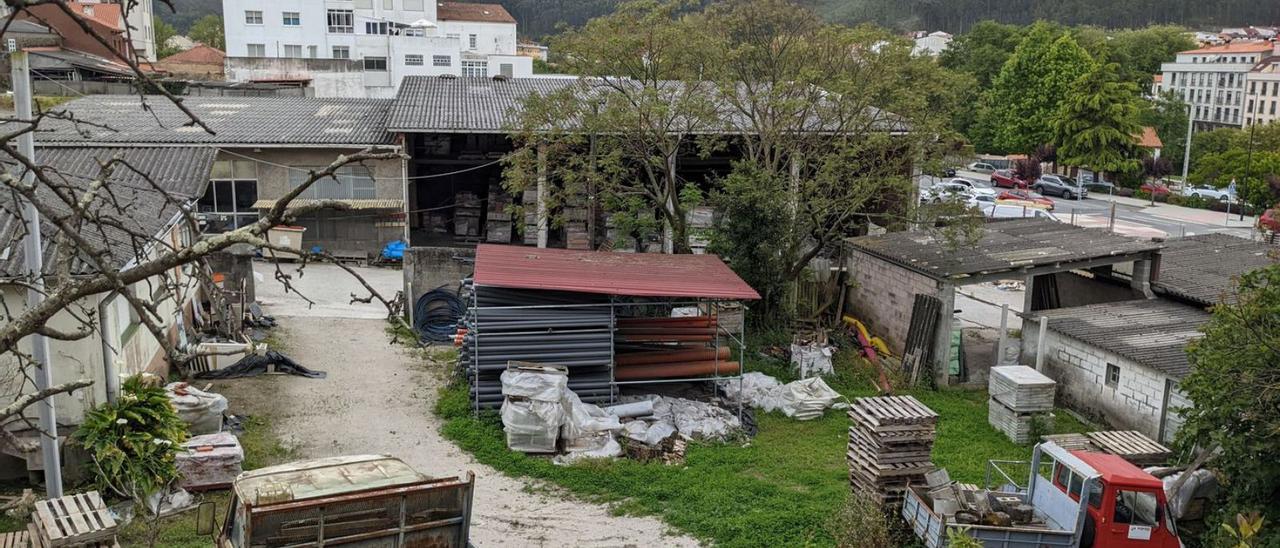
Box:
[902,441,1182,548]
[201,454,475,547]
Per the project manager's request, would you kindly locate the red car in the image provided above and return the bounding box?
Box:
[1140,181,1172,197]
[990,169,1029,189]
[997,189,1055,210]
[1259,206,1280,232]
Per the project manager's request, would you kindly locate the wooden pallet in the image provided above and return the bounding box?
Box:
[32,492,116,548]
[1086,431,1172,465]
[849,396,939,428]
[0,529,28,548]
[27,524,118,548]
[847,396,939,506]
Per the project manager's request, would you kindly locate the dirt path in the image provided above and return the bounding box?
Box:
[215,263,699,547]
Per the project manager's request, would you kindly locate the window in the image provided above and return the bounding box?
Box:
[363,56,388,71]
[404,0,425,9]
[384,0,394,8]
[461,60,486,77]
[332,46,350,60]
[198,160,259,232]
[1114,490,1160,528]
[1272,102,1277,116]
[288,166,376,200]
[499,63,513,77]
[365,21,389,35]
[432,55,451,67]
[283,44,303,58]
[1251,82,1257,94]
[468,34,478,49]
[1106,363,1120,388]
[327,9,354,33]
[405,54,424,66]
[308,45,318,58]
[446,33,460,40]
[244,10,263,25]
[283,11,300,26]
[246,43,265,57]
[403,27,425,37]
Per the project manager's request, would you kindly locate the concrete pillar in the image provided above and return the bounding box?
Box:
[536,143,548,248]
[1131,259,1155,298]
[1023,274,1037,313]
[932,283,956,387]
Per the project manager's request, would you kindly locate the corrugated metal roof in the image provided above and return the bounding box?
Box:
[23,95,394,146]
[251,198,404,210]
[1153,233,1278,306]
[1035,299,1209,379]
[846,218,1164,281]
[234,454,427,506]
[0,146,217,277]
[473,244,761,300]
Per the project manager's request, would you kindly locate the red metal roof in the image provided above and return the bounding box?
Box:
[473,244,760,300]
[1070,451,1163,489]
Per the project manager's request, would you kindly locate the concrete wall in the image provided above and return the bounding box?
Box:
[843,247,942,355]
[404,246,475,323]
[1022,328,1187,443]
[0,288,108,426]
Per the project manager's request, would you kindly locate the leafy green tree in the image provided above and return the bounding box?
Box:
[1106,25,1196,86]
[188,14,224,50]
[1190,126,1239,167]
[1190,149,1280,207]
[939,21,1025,88]
[1178,262,1280,540]
[1139,92,1189,173]
[982,25,1094,153]
[1051,62,1142,175]
[153,16,180,58]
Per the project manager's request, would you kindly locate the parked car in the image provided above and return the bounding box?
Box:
[982,203,1059,221]
[997,188,1055,210]
[1033,175,1089,200]
[1259,206,1280,232]
[1083,180,1115,194]
[921,181,974,203]
[967,194,997,209]
[967,161,998,174]
[1182,184,1236,201]
[990,169,1029,189]
[946,177,997,198]
[929,166,957,177]
[1140,181,1173,197]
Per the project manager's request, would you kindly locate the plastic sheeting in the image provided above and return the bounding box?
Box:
[621,395,742,440]
[1148,467,1219,520]
[720,372,846,420]
[165,383,227,435]
[500,368,567,453]
[790,343,834,377]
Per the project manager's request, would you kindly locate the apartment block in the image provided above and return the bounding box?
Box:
[1158,41,1274,128]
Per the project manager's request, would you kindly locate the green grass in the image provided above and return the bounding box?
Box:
[433,333,1092,547]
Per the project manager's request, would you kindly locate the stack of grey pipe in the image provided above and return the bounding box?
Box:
[458,281,615,408]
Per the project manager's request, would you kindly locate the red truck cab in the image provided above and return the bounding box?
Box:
[1055,451,1180,548]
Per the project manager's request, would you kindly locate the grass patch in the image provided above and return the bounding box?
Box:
[433,332,1092,547]
[0,95,75,111]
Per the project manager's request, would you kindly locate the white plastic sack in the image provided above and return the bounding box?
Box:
[165,383,227,435]
[500,368,568,402]
[500,398,564,453]
[790,343,834,378]
[632,395,741,440]
[719,372,785,413]
[1154,468,1218,519]
[553,436,622,465]
[561,390,622,444]
[775,377,845,420]
[620,419,678,446]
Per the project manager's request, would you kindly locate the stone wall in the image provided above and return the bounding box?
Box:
[404,246,476,323]
[843,247,942,355]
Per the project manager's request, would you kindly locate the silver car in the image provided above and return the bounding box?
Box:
[1033,175,1088,200]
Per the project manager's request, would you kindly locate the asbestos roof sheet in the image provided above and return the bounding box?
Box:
[1035,299,1210,379]
[1153,233,1278,306]
[1,146,217,277]
[473,244,761,300]
[846,218,1163,281]
[25,95,394,146]
[437,2,517,23]
[234,454,428,506]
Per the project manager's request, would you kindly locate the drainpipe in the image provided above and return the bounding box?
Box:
[97,291,120,404]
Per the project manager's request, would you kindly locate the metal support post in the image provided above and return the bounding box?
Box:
[1035,317,1049,373]
[997,304,1009,366]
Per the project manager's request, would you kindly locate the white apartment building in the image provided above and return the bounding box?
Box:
[122,0,155,61]
[1244,45,1280,126]
[222,1,532,98]
[1158,41,1275,129]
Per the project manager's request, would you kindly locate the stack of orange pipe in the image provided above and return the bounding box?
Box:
[614,316,739,380]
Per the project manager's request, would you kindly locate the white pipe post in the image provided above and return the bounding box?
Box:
[11,49,64,498]
[997,303,1009,366]
[1035,317,1049,373]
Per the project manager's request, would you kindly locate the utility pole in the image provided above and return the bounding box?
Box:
[1180,100,1193,184]
[10,46,64,498]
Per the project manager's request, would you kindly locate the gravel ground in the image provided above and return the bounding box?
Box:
[214,262,698,547]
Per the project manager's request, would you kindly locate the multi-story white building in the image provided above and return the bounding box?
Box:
[1244,44,1280,126]
[221,1,532,98]
[1158,41,1275,129]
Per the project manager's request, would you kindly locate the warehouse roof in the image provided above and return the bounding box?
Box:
[1153,233,1277,306]
[0,146,217,277]
[473,244,761,300]
[26,95,395,146]
[436,2,517,24]
[1035,299,1210,379]
[845,218,1163,282]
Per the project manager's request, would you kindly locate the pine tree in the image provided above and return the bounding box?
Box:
[1051,62,1143,175]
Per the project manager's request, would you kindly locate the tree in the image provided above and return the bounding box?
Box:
[1106,25,1196,87]
[939,21,1026,89]
[1178,262,1280,539]
[1141,155,1172,181]
[1139,92,1189,174]
[981,25,1095,153]
[188,14,223,50]
[1012,156,1042,182]
[153,16,179,58]
[1051,62,1142,175]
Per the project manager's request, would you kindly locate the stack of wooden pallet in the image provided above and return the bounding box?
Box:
[30,492,118,548]
[847,395,939,506]
[1042,431,1172,466]
[988,366,1056,444]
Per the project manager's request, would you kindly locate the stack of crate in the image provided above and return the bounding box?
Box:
[522,189,539,245]
[454,191,482,239]
[486,185,513,243]
[563,196,591,250]
[847,396,938,506]
[988,365,1056,444]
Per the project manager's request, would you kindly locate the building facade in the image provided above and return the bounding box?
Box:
[221,0,532,98]
[1158,41,1275,129]
[1244,45,1280,126]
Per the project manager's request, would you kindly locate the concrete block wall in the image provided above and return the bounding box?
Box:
[404,246,476,322]
[844,248,941,354]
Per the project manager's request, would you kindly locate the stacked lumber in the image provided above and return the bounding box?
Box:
[614,317,739,380]
[988,366,1055,444]
[30,492,118,548]
[847,396,938,506]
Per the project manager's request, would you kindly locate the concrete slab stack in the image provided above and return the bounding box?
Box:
[988,365,1056,444]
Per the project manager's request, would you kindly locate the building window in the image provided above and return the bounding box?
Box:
[246,43,265,57]
[461,60,486,77]
[1272,102,1277,116]
[365,21,389,35]
[199,160,259,231]
[244,10,263,25]
[432,55,450,67]
[308,45,318,58]
[446,33,460,40]
[327,9,354,33]
[363,56,388,71]
[405,54,424,66]
[283,44,303,58]
[332,46,351,60]
[289,166,376,200]
[283,11,301,26]
[403,27,425,37]
[1105,363,1120,388]
[468,34,478,50]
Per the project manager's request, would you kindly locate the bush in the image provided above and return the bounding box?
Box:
[1114,187,1135,197]
[76,375,187,501]
[826,496,892,547]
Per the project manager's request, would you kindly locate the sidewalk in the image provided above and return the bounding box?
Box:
[1090,193,1257,228]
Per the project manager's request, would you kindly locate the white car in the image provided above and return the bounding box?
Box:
[967,162,998,174]
[946,177,997,198]
[982,203,1059,221]
[1182,184,1236,201]
[921,181,974,203]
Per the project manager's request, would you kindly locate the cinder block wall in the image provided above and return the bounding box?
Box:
[404,246,476,322]
[843,248,941,355]
[1022,329,1186,442]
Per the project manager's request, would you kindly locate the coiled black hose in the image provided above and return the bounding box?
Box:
[414,287,465,343]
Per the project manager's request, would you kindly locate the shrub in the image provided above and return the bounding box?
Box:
[76,375,187,501]
[1114,187,1135,197]
[826,496,891,547]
